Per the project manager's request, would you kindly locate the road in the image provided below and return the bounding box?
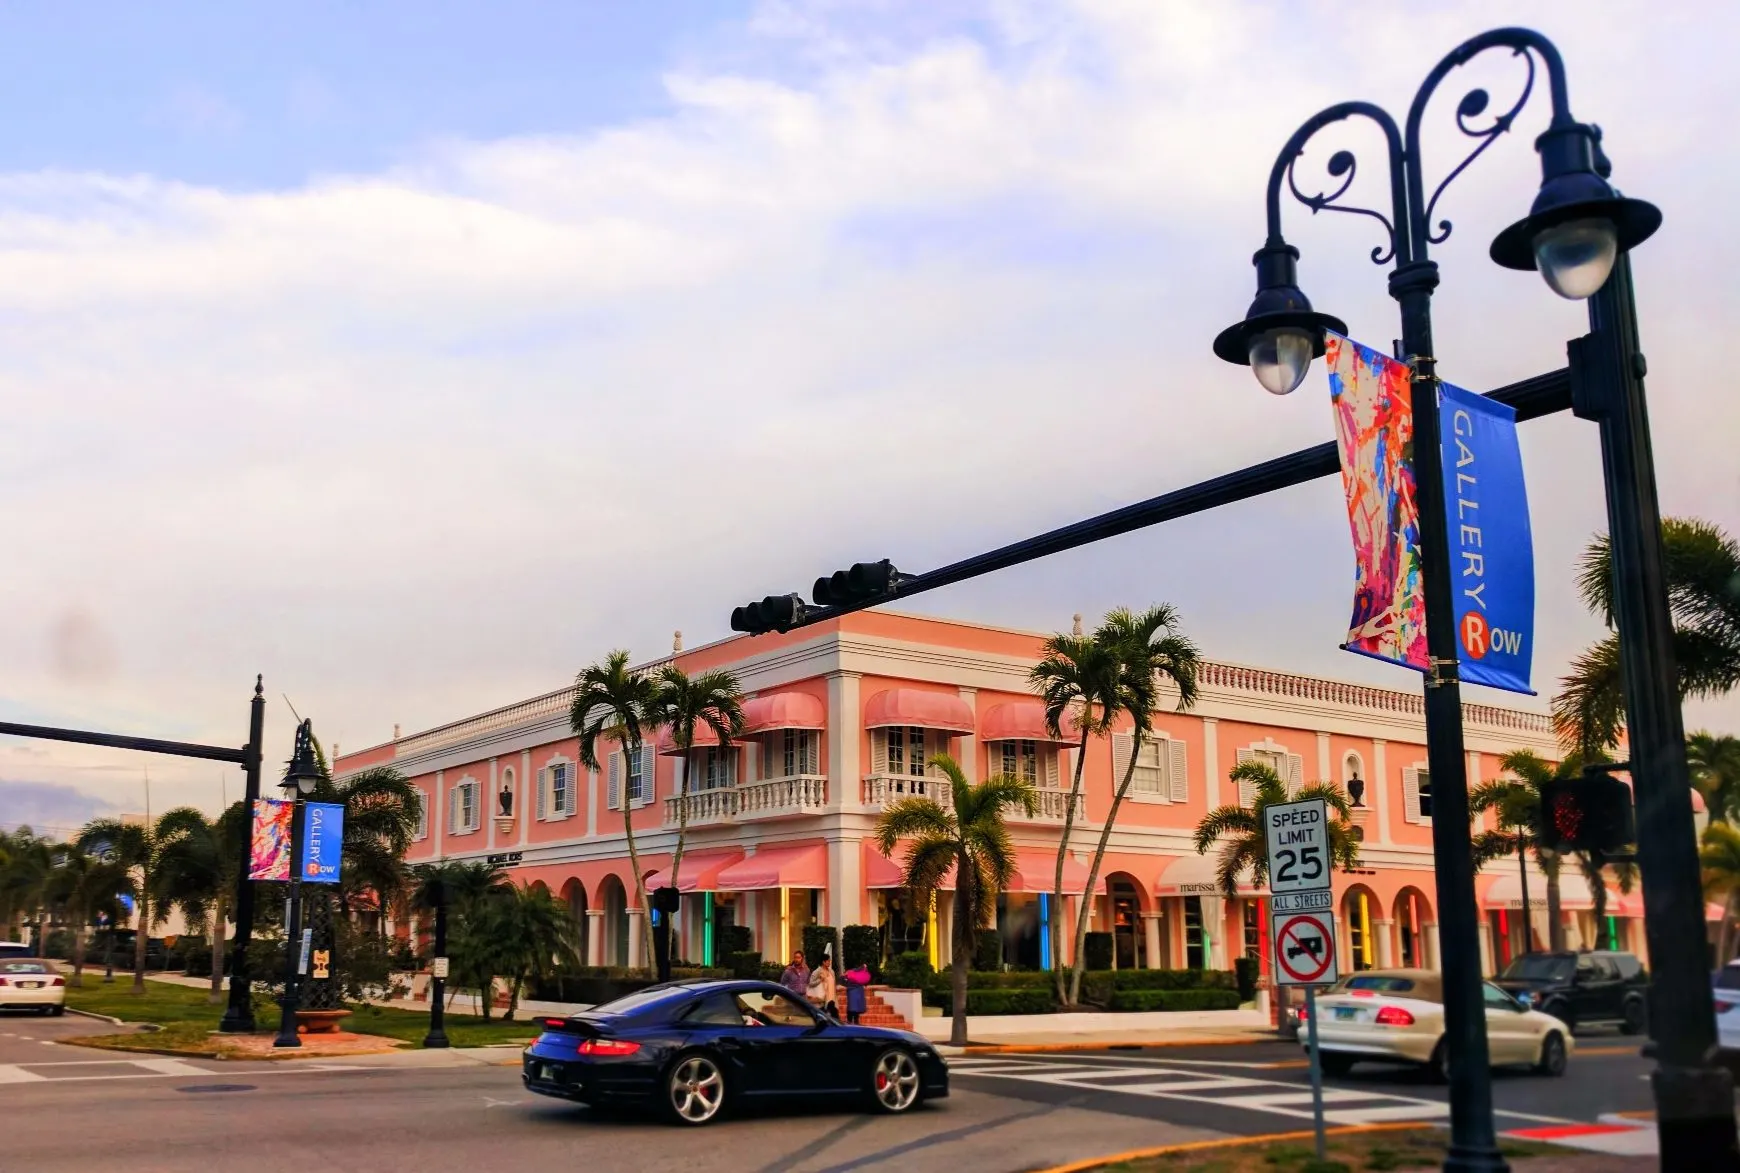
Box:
[0,1009,1661,1173]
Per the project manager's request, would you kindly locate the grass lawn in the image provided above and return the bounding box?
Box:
[65,978,540,1049]
[1098,1127,1558,1173]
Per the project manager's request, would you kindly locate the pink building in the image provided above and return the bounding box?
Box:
[334,611,1647,980]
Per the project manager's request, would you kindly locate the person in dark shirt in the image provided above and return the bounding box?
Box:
[780,950,809,997]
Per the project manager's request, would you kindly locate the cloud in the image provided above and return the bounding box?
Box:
[0,0,1734,817]
[0,779,120,839]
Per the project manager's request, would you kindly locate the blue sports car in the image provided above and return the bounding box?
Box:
[522,978,949,1125]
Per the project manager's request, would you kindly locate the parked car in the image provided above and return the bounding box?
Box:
[1713,961,1740,1063]
[1490,951,1648,1034]
[0,941,36,962]
[1300,968,1573,1080]
[523,979,948,1125]
[0,960,66,1014]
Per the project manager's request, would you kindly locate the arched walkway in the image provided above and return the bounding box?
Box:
[1340,883,1384,972]
[1104,871,1147,969]
[560,879,589,965]
[597,875,628,968]
[1392,886,1435,968]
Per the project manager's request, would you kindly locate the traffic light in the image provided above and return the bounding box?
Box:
[1538,772,1635,855]
[729,593,808,635]
[812,559,901,608]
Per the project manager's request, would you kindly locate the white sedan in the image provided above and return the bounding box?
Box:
[1300,968,1571,1080]
[0,960,66,1014]
[1713,962,1740,1059]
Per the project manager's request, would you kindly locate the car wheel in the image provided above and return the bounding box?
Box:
[1535,1031,1568,1077]
[1621,999,1646,1036]
[663,1053,727,1126]
[1319,1052,1354,1077]
[868,1047,921,1114]
[1426,1039,1449,1084]
[49,1005,65,1017]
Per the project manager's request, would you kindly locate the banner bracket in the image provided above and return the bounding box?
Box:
[1425,656,1460,688]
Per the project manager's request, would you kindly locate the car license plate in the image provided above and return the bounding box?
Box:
[1335,1007,1357,1021]
[19,982,42,989]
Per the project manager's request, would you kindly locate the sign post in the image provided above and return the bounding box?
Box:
[1265,797,1337,1163]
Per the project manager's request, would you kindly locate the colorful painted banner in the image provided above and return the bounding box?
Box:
[1440,381,1535,694]
[248,798,293,881]
[1327,333,1427,672]
[300,802,344,884]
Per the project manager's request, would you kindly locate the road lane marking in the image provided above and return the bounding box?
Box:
[0,1066,48,1083]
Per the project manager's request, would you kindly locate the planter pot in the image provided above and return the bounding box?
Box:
[295,1008,353,1035]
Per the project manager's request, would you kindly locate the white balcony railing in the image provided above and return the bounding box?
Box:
[663,776,829,826]
[1014,788,1085,822]
[861,774,953,811]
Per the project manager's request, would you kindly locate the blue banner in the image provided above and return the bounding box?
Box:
[1440,381,1535,694]
[300,802,345,884]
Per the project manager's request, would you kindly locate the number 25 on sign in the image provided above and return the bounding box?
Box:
[1264,797,1329,896]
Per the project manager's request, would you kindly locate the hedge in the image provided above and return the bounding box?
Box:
[1105,988,1242,1013]
[1083,932,1113,972]
[1080,968,1237,1008]
[973,928,1002,972]
[881,950,934,992]
[727,951,763,980]
[842,925,879,973]
[1234,957,1260,1002]
[801,924,840,969]
[936,988,1056,1016]
[945,970,1051,990]
[720,925,753,956]
[532,964,733,1004]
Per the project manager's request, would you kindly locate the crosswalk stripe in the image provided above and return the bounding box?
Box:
[0,1065,48,1083]
[1328,1103,1450,1124]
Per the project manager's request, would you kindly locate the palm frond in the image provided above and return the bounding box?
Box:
[872,798,955,856]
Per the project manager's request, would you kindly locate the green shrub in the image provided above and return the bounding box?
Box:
[1083,932,1113,972]
[727,951,763,980]
[957,970,1052,990]
[801,924,840,969]
[1234,957,1260,1002]
[758,962,786,985]
[1080,968,1238,1007]
[842,925,879,972]
[881,950,933,992]
[1105,988,1242,1012]
[720,925,753,956]
[973,928,1002,971]
[938,988,1056,1016]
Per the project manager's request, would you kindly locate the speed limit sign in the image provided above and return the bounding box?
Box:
[1265,797,1330,898]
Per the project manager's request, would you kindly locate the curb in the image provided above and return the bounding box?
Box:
[1029,1122,1423,1173]
[63,1007,126,1026]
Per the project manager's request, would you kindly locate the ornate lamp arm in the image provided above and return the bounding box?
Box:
[1264,101,1407,266]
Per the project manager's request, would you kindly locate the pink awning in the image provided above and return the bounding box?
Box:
[713,844,827,891]
[742,691,826,734]
[980,701,1078,745]
[863,846,1102,894]
[1155,853,1266,897]
[863,688,976,733]
[655,726,745,757]
[645,850,744,893]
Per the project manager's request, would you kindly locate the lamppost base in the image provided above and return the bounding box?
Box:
[422,1031,450,1049]
[273,999,303,1048]
[1441,1144,1510,1173]
[216,1008,256,1034]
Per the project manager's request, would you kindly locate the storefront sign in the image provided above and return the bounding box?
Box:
[487,851,523,868]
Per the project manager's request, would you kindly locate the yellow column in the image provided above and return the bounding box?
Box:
[779,887,790,961]
[1359,892,1373,968]
[927,896,940,969]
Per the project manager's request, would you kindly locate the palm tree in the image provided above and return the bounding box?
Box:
[1471,751,1556,954]
[306,739,422,919]
[152,807,231,1002]
[410,860,510,1017]
[75,814,182,992]
[43,845,133,987]
[488,884,585,1020]
[1554,518,1740,755]
[1702,823,1740,966]
[0,828,54,949]
[1029,629,1120,1002]
[1192,762,1359,897]
[873,754,1036,1046]
[572,649,661,976]
[1067,604,1200,1005]
[639,664,744,979]
[1689,732,1740,826]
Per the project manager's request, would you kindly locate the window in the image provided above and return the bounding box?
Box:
[998,739,1039,786]
[1417,770,1433,820]
[607,749,654,810]
[693,746,736,790]
[627,748,648,804]
[884,727,928,777]
[764,730,817,779]
[1237,743,1301,805]
[1483,983,1522,1011]
[1113,735,1188,803]
[414,792,428,840]
[550,763,569,815]
[1243,902,1261,960]
[1403,766,1434,824]
[450,779,481,834]
[1130,741,1164,795]
[735,989,817,1027]
[683,992,746,1026]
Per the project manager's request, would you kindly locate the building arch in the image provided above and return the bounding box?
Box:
[1392,885,1434,968]
[596,874,629,968]
[1339,882,1384,972]
[1103,870,1149,969]
[559,878,589,964]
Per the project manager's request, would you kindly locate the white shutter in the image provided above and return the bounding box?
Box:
[644,745,658,805]
[673,758,686,796]
[562,765,577,816]
[446,785,456,834]
[1402,769,1422,824]
[608,753,622,811]
[1169,740,1189,804]
[871,731,887,775]
[1287,754,1304,797]
[1236,748,1257,807]
[804,732,818,775]
[537,769,548,821]
[1111,733,1133,789]
[1045,748,1060,789]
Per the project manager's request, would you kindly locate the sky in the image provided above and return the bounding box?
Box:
[1,0,1735,834]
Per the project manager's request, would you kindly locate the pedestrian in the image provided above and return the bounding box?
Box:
[780,950,809,998]
[808,951,837,1018]
[843,963,871,1025]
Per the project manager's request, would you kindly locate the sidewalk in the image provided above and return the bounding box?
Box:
[919,1008,1276,1052]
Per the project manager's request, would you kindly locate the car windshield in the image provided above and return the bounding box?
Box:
[0,961,49,974]
[1500,955,1574,981]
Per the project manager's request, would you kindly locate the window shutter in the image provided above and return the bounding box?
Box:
[1111,733,1133,789]
[640,745,657,805]
[1287,754,1304,797]
[563,766,578,816]
[1045,748,1060,789]
[1402,769,1422,824]
[1236,748,1257,807]
[1169,739,1189,803]
[871,731,887,775]
[805,732,818,775]
[536,769,548,821]
[445,785,455,834]
[608,752,622,812]
[673,758,686,797]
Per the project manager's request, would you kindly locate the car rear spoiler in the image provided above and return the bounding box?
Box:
[535,1015,606,1036]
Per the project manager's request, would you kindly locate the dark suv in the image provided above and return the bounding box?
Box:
[1492,951,1648,1034]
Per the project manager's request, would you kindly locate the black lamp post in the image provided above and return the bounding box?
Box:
[219,677,267,1033]
[272,719,320,1049]
[423,876,449,1049]
[1212,27,1725,1173]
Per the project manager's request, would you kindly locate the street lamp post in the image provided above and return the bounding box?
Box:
[424,876,450,1049]
[272,719,320,1050]
[219,677,266,1034]
[1212,27,1698,1173]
